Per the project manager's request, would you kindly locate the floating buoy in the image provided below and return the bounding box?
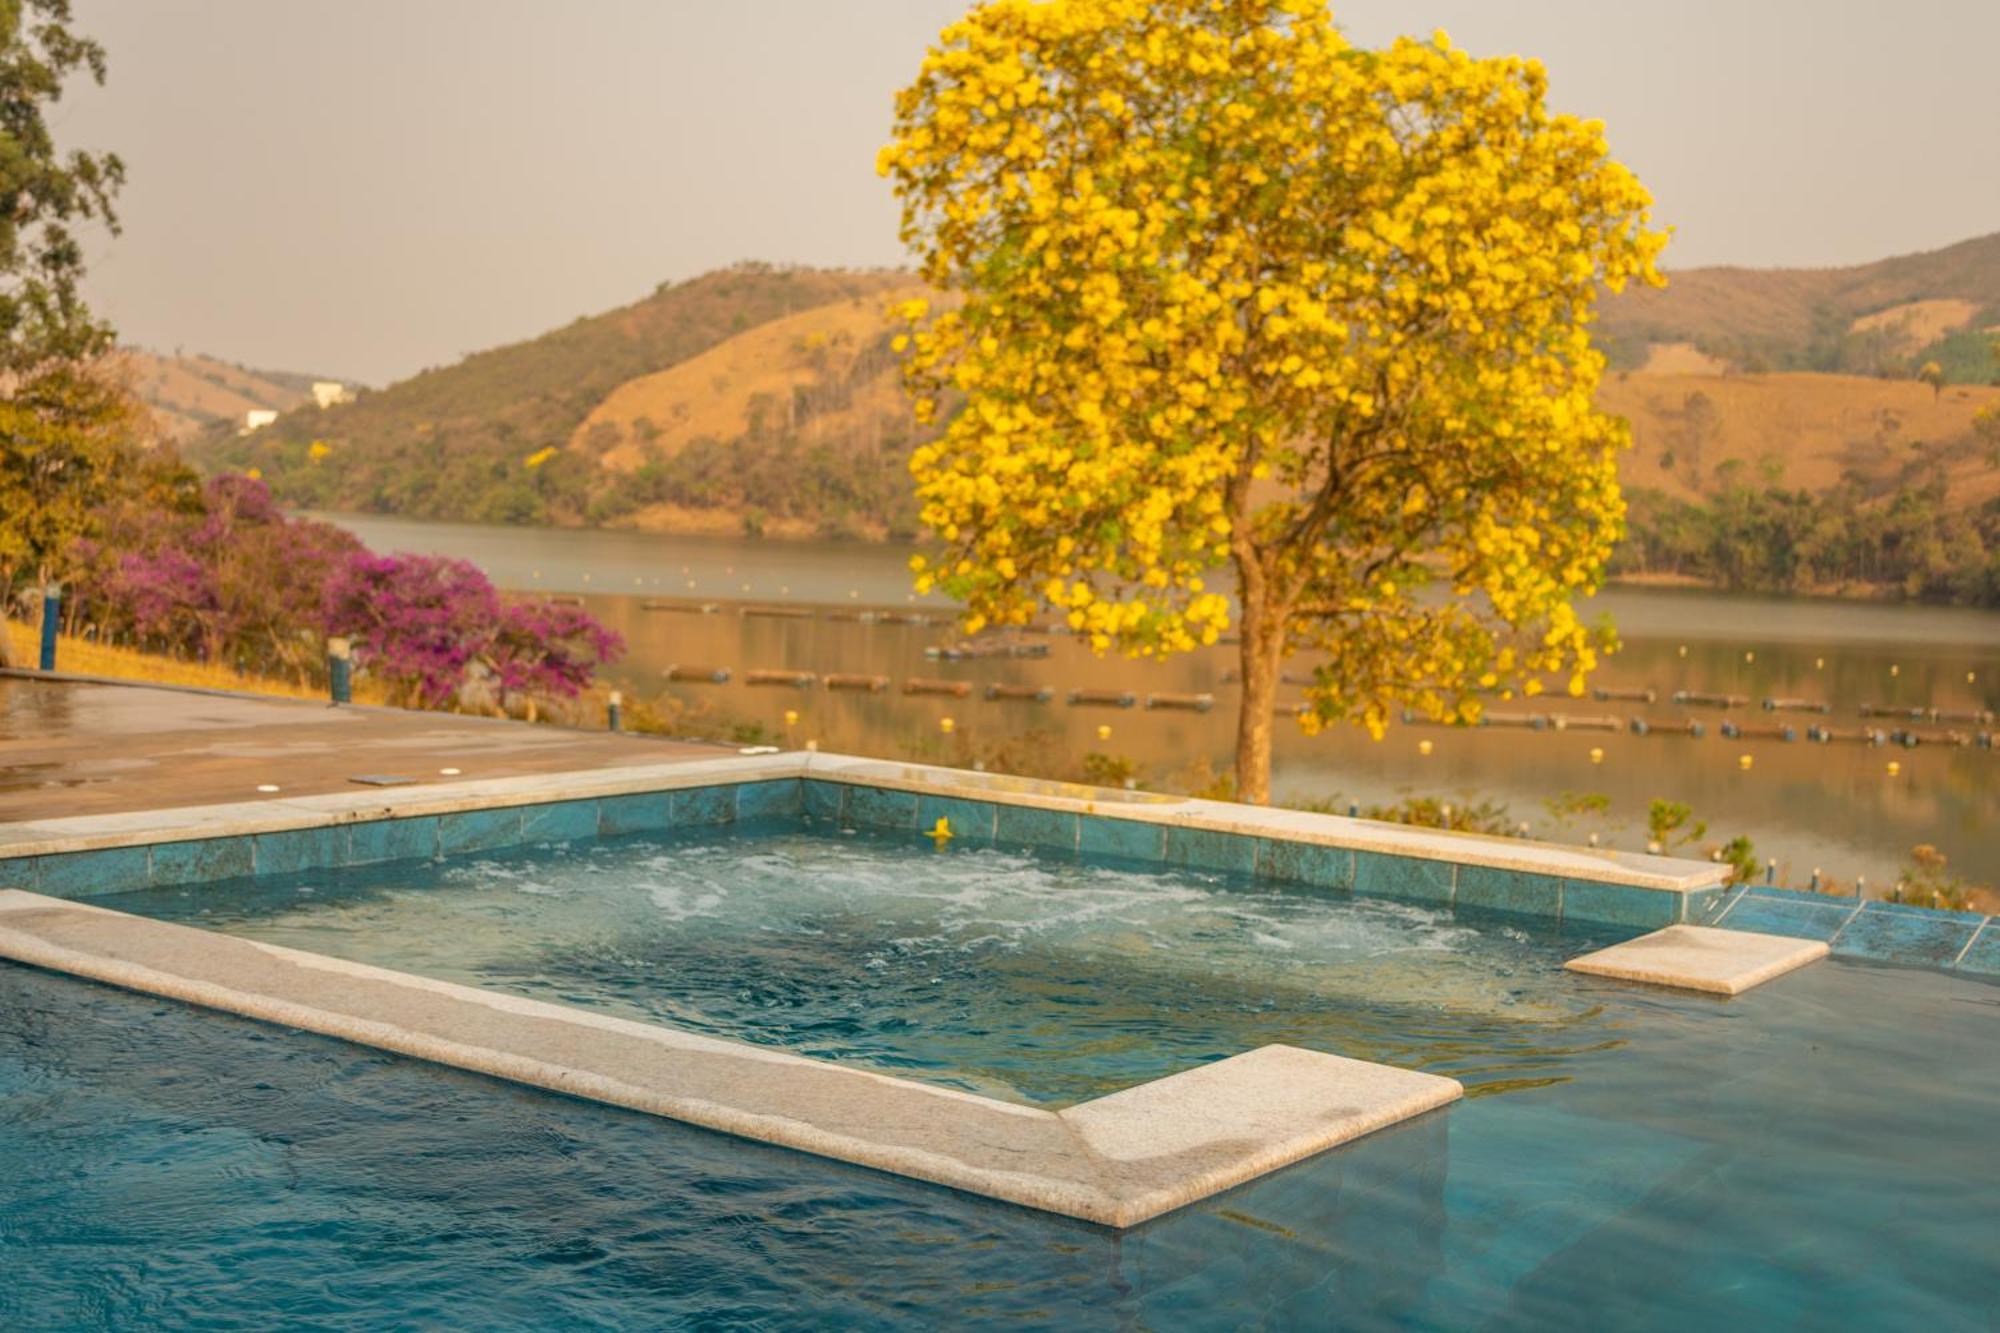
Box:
[1744,650,1755,664]
[903,677,972,698]
[1067,689,1137,708]
[939,716,956,734]
[1738,753,1754,770]
[1418,739,1434,756]
[1678,645,1687,658]
[1815,657,1824,670]
[783,709,799,728]
[928,817,953,845]
[1589,747,1604,764]
[1145,692,1214,712]
[1891,664,1900,677]
[1887,760,1902,777]
[1097,724,1112,742]
[985,683,1054,703]
[744,669,817,688]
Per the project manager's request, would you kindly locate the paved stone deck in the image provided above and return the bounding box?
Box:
[0,674,723,823]
[1564,924,1830,995]
[0,889,1462,1227]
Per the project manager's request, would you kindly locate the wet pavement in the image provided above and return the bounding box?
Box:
[0,674,726,823]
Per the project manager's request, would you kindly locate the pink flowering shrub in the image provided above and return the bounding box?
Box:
[70,473,622,708]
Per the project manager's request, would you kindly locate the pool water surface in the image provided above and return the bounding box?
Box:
[4,821,1997,1328]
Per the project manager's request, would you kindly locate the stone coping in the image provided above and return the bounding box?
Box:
[1564,925,1830,995]
[0,890,1460,1228]
[0,750,1727,894]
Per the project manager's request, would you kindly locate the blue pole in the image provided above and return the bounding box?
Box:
[38,586,60,672]
[327,637,352,706]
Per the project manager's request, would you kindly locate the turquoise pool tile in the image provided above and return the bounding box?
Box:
[597,793,672,837]
[0,855,34,890]
[1954,922,2000,978]
[846,785,919,830]
[1255,838,1351,889]
[439,807,524,854]
[1165,826,1256,876]
[1562,880,1680,930]
[672,785,738,826]
[802,780,846,822]
[521,799,600,844]
[148,836,255,887]
[1833,902,1985,970]
[253,826,347,877]
[347,817,438,866]
[995,804,1078,853]
[1080,815,1165,864]
[736,780,802,822]
[37,846,151,897]
[1354,851,1453,907]
[916,795,997,846]
[1455,866,1561,919]
[1717,892,1857,943]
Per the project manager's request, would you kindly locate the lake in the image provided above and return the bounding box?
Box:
[314,513,2000,893]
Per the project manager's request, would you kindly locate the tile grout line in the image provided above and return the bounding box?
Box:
[1827,897,1870,949]
[1949,917,1990,970]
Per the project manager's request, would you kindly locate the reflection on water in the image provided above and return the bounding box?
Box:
[314,514,2000,887]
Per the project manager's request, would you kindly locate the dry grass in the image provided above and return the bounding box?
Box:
[110,349,312,444]
[2,618,386,704]
[1602,371,2000,505]
[568,286,933,470]
[1849,298,1979,350]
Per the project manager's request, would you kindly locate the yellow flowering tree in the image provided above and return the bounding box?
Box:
[880,0,1666,803]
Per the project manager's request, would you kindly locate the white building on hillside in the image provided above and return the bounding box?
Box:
[311,380,354,409]
[240,409,278,434]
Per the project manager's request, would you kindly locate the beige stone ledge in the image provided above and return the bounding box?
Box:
[0,890,1460,1228]
[0,749,1726,896]
[1564,924,1830,995]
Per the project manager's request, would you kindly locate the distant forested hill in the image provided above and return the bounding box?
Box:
[1596,230,2000,380]
[182,239,2000,601]
[191,265,929,537]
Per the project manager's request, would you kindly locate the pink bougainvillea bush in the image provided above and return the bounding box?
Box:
[69,473,622,709]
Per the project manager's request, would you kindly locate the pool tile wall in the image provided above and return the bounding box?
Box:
[1,754,1991,982]
[810,779,1688,931]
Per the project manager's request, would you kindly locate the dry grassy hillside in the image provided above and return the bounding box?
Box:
[569,284,932,471]
[1603,372,2000,507]
[1597,231,2000,378]
[114,349,324,442]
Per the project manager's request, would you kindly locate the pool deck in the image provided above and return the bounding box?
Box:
[0,672,726,823]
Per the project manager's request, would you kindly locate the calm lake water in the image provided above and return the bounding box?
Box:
[316,513,2000,891]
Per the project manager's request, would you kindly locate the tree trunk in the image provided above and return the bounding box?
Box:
[1233,589,1282,805]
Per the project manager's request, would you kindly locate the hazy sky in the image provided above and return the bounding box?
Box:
[61,0,2000,386]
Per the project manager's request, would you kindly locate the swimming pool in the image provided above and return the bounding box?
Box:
[2,757,1997,1326]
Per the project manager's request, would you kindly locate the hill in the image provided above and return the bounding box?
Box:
[113,349,331,442]
[1596,230,2000,380]
[184,237,2000,573]
[192,265,926,534]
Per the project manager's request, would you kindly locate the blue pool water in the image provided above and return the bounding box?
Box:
[4,822,1998,1328]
